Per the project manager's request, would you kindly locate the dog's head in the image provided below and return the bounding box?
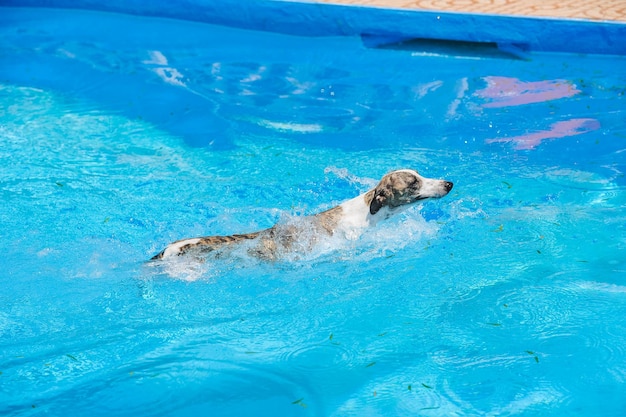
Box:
[368,169,453,215]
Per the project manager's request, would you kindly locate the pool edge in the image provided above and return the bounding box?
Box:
[1,0,626,55]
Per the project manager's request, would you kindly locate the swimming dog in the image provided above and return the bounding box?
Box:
[151,169,453,260]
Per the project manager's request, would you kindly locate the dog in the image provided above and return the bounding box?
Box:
[151,169,453,261]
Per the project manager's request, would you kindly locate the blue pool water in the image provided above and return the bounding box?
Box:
[1,5,626,416]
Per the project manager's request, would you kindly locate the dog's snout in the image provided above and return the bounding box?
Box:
[444,181,454,192]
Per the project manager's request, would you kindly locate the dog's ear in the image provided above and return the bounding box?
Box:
[369,187,390,215]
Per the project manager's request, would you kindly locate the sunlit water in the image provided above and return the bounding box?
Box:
[1,6,626,417]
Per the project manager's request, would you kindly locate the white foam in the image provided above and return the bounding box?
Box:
[258,120,324,133]
[147,253,214,282]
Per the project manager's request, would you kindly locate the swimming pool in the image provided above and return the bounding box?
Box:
[1,2,625,416]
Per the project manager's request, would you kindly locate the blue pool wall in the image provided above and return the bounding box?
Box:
[3,0,626,55]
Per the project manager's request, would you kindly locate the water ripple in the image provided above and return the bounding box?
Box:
[282,342,359,373]
[64,358,317,417]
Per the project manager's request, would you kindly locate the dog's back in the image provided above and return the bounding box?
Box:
[151,233,260,260]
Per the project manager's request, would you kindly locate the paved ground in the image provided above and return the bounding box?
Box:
[316,0,626,22]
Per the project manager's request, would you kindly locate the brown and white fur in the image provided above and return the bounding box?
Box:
[151,169,453,261]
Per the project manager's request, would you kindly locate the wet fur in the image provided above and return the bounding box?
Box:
[151,169,453,261]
